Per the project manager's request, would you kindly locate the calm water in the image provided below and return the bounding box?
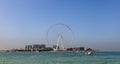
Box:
[0,51,120,64]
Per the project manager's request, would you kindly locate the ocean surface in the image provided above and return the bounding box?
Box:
[0,51,120,64]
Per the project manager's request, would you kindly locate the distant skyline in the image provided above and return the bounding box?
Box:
[0,0,120,51]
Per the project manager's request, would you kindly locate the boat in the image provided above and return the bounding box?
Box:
[86,51,93,55]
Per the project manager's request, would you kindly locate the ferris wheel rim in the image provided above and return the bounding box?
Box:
[46,23,74,46]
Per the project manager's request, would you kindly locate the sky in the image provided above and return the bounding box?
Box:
[0,0,120,51]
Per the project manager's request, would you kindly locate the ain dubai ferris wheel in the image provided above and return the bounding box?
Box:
[46,23,74,51]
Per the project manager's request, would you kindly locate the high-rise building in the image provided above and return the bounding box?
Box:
[33,44,46,50]
[25,45,32,50]
[40,44,46,49]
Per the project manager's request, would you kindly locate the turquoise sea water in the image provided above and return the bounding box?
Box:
[0,51,120,64]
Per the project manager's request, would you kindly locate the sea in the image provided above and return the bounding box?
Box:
[0,51,120,64]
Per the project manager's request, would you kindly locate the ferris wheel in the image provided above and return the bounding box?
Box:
[46,23,74,51]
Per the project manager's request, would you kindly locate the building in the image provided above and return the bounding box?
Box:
[66,48,73,51]
[80,47,85,50]
[53,45,57,49]
[33,44,46,50]
[53,45,60,50]
[44,47,53,51]
[25,45,32,50]
[40,44,46,49]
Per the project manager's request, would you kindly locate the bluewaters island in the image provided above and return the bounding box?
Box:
[0,44,95,53]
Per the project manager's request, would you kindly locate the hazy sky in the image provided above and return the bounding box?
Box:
[0,0,120,51]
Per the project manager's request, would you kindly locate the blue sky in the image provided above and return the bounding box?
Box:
[0,0,120,51]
